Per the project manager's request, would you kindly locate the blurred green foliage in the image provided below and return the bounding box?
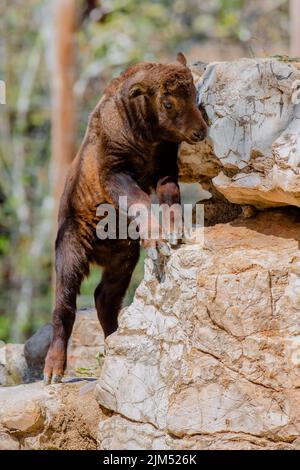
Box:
[0,0,289,342]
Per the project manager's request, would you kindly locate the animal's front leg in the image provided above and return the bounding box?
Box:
[156,175,182,245]
[103,172,171,275]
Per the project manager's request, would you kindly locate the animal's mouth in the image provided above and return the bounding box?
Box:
[169,129,207,145]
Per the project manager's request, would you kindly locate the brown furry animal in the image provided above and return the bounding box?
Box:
[44,53,207,384]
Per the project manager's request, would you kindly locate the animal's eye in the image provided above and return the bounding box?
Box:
[163,101,172,110]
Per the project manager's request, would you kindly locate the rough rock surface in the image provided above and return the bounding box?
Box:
[96,209,300,450]
[179,58,300,209]
[0,381,101,450]
[0,344,27,386]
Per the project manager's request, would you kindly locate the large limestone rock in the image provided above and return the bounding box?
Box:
[96,209,300,450]
[179,58,300,209]
[0,380,101,450]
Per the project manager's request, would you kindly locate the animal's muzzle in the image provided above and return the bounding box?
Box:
[192,128,207,142]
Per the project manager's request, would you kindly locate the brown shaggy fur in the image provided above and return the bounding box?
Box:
[44,53,207,383]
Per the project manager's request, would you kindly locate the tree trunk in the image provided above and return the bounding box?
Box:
[51,0,76,231]
[290,0,300,57]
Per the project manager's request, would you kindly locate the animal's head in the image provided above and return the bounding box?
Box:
[126,52,208,144]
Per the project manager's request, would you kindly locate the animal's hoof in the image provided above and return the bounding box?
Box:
[147,247,158,260]
[43,373,52,385]
[158,241,171,256]
[52,374,63,384]
[165,232,180,246]
[43,370,64,385]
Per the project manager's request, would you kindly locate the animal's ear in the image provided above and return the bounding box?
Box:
[128,82,149,98]
[176,52,187,67]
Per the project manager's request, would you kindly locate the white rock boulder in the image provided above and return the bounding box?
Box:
[179,58,300,209]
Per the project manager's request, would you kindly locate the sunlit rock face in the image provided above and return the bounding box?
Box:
[96,210,300,450]
[0,381,101,450]
[179,58,300,209]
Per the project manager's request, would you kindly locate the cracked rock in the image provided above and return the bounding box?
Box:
[179,58,300,209]
[96,209,300,450]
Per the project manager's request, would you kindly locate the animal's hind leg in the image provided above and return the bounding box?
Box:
[94,242,139,338]
[44,228,89,384]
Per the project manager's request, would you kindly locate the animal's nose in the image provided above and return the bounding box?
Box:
[192,128,207,141]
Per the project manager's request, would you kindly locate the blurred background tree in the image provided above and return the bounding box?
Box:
[0,0,291,342]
